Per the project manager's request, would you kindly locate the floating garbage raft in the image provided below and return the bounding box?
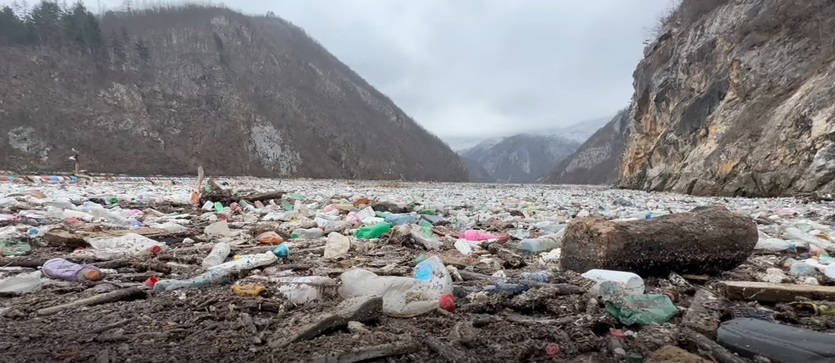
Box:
[1,178,834,362]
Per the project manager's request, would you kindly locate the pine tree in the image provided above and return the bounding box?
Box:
[109,29,126,67]
[29,0,63,46]
[0,6,24,45]
[135,38,150,63]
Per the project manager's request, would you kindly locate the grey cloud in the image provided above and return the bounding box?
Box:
[89,0,675,138]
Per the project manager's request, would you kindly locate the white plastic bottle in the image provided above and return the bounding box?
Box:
[582,269,645,299]
[516,232,563,255]
[201,242,231,268]
[338,255,453,317]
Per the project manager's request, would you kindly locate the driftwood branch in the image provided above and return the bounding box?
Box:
[37,287,147,316]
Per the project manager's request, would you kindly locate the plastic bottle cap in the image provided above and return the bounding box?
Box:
[144,277,158,287]
[83,269,102,281]
[439,294,455,313]
[150,245,162,254]
[545,343,560,356]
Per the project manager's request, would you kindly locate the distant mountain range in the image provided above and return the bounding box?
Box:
[540,109,630,185]
[460,134,580,183]
[449,116,611,183]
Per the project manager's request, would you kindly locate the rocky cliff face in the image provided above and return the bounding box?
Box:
[461,134,579,183]
[0,6,467,181]
[618,0,835,196]
[543,108,630,185]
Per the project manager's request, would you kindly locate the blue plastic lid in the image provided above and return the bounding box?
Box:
[415,262,434,281]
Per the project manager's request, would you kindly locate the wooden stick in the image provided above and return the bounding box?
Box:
[681,328,746,363]
[309,343,419,363]
[83,319,130,335]
[720,281,835,303]
[37,287,146,316]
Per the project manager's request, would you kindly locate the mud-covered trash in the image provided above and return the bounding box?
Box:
[232,283,266,297]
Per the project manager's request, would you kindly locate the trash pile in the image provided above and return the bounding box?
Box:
[1,178,835,362]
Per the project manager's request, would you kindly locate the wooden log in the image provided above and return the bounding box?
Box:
[37,287,147,316]
[680,328,746,363]
[425,337,466,362]
[268,297,382,349]
[719,281,835,303]
[561,206,757,276]
[681,289,725,339]
[310,343,419,363]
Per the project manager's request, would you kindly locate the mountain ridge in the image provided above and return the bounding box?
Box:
[0,4,467,181]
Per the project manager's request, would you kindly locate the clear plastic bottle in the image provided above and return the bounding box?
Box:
[582,269,645,299]
[156,252,277,292]
[201,242,231,268]
[338,255,453,317]
[291,227,324,239]
[384,213,418,226]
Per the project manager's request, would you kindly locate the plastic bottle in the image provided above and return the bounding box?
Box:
[520,271,552,283]
[459,230,505,241]
[338,255,454,317]
[291,227,324,239]
[156,252,277,292]
[516,234,562,255]
[42,258,102,281]
[384,213,418,226]
[354,222,392,239]
[201,242,231,268]
[582,269,645,298]
[411,225,441,250]
[717,318,835,363]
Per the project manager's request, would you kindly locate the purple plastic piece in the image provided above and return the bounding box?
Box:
[43,258,100,281]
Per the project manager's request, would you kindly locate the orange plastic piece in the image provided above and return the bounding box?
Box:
[256,231,284,245]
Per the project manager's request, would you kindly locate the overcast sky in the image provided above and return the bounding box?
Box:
[84,0,674,139]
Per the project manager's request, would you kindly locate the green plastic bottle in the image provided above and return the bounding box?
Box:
[354,222,392,239]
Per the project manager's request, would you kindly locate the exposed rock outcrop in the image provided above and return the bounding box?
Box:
[618,0,835,196]
[542,108,630,185]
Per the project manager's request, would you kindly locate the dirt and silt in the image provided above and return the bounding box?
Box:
[1,178,834,362]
